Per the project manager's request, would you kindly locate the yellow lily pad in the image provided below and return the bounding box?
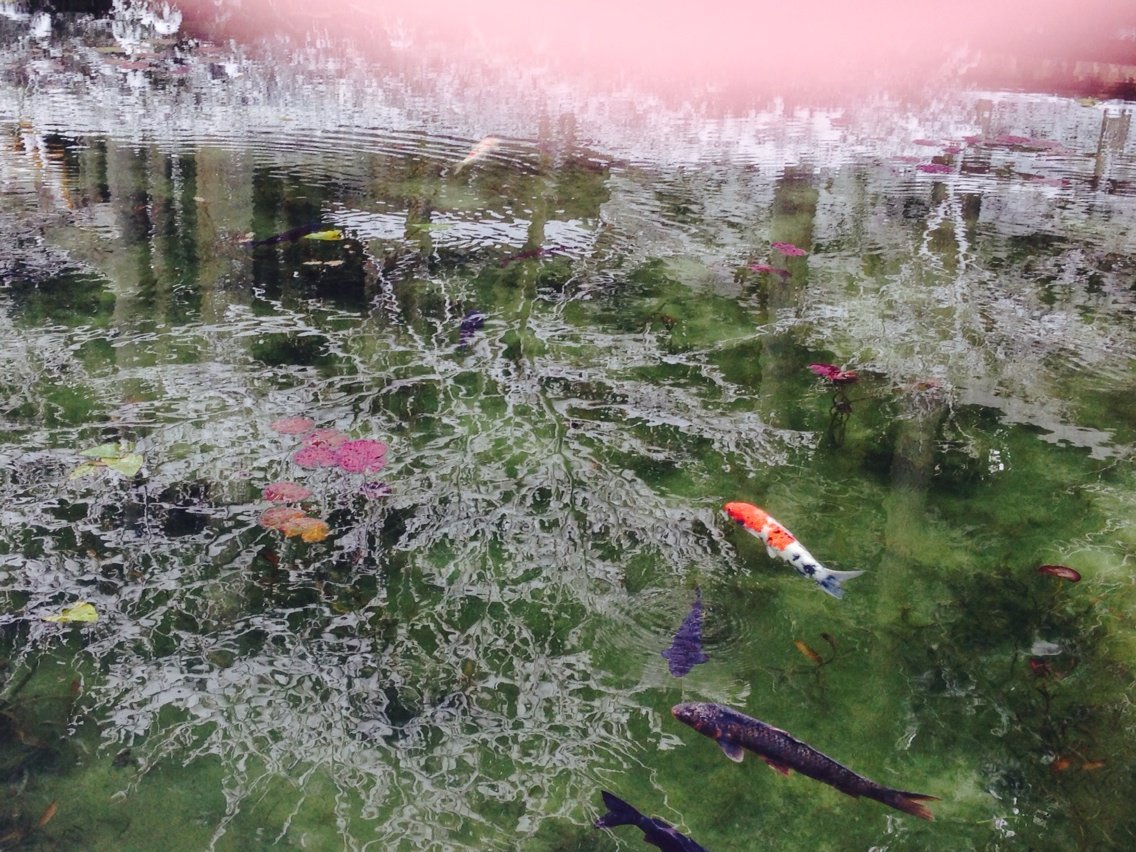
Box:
[42,601,99,623]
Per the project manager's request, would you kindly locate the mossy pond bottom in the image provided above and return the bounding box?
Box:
[2,6,1136,851]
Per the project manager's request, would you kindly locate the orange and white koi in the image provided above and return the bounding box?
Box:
[452,135,501,174]
[723,502,863,599]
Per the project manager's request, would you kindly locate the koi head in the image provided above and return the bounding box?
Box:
[723,501,768,533]
[671,702,720,736]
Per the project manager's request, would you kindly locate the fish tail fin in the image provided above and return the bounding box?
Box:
[595,791,641,828]
[879,789,939,821]
[819,570,865,599]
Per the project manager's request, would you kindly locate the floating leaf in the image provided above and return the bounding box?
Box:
[333,439,387,474]
[1038,564,1081,582]
[771,241,807,257]
[280,516,330,542]
[104,453,143,477]
[747,263,791,279]
[808,363,859,384]
[270,417,315,435]
[360,481,392,499]
[263,481,313,502]
[293,445,338,468]
[79,442,123,459]
[302,428,349,449]
[70,443,143,479]
[258,507,306,530]
[42,602,98,623]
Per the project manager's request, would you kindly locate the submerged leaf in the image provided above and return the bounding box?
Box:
[42,602,98,623]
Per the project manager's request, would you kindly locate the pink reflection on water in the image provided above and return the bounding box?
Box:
[179,1,1136,98]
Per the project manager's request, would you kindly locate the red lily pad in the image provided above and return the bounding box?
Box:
[808,363,859,384]
[263,481,313,502]
[771,241,807,257]
[1037,564,1081,582]
[333,439,388,473]
[270,417,315,435]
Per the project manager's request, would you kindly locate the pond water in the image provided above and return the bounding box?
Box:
[2,4,1136,851]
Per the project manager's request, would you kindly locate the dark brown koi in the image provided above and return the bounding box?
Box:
[672,702,937,820]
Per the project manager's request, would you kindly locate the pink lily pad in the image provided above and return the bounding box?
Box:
[258,506,306,530]
[771,241,807,257]
[270,417,315,435]
[808,363,859,384]
[263,481,313,502]
[302,428,349,449]
[333,439,388,474]
[748,263,791,279]
[293,445,338,468]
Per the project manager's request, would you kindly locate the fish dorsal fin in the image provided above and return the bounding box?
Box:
[761,756,792,776]
[718,737,745,763]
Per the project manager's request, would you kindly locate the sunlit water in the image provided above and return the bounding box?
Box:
[1,4,1135,851]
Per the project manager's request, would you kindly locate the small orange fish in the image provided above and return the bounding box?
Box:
[453,136,501,174]
[794,640,823,666]
[724,502,864,599]
[36,801,58,830]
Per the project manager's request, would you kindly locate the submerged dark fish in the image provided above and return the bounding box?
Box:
[595,791,710,852]
[245,222,322,247]
[661,586,709,677]
[671,703,937,821]
[458,310,486,347]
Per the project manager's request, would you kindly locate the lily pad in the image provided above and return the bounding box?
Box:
[42,601,99,623]
[333,439,387,473]
[263,481,313,502]
[270,417,316,435]
[70,443,144,479]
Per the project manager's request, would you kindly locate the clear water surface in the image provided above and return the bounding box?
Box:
[1,5,1135,851]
